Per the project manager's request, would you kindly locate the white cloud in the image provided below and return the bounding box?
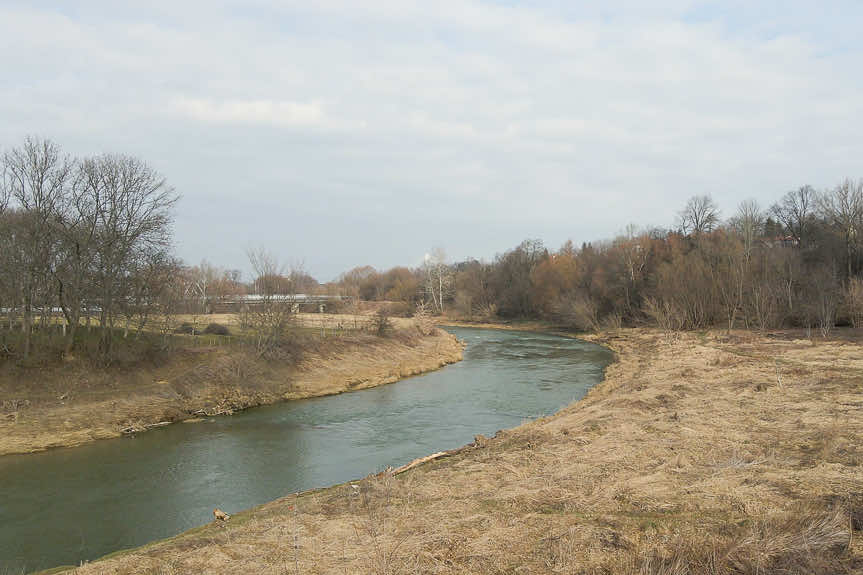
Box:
[0,1,861,278]
[173,97,325,127]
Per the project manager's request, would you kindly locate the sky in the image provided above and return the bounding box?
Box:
[1,1,862,281]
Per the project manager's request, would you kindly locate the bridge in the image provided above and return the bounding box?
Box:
[208,294,353,314]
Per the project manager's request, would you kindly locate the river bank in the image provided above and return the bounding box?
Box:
[0,327,463,457]
[62,327,863,574]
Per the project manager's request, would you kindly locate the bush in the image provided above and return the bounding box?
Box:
[372,309,393,336]
[413,301,435,336]
[173,322,196,335]
[203,322,230,336]
[553,294,600,332]
[643,297,686,333]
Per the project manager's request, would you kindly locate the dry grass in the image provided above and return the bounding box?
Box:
[0,323,462,456]
[61,329,863,574]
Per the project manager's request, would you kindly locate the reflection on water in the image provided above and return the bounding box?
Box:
[0,327,611,573]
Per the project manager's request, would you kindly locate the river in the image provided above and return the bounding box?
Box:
[0,327,612,573]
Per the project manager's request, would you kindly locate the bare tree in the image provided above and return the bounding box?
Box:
[491,239,546,318]
[845,277,863,329]
[643,296,686,335]
[615,223,649,314]
[724,199,764,329]
[706,233,745,332]
[678,195,720,236]
[0,138,180,361]
[188,260,220,314]
[424,247,452,314]
[813,266,839,338]
[122,250,177,338]
[561,292,601,332]
[732,199,764,261]
[90,154,177,358]
[154,260,188,349]
[0,163,10,216]
[53,159,101,353]
[747,248,787,332]
[0,210,25,334]
[749,278,779,332]
[452,258,495,319]
[246,247,295,356]
[653,246,716,329]
[819,178,863,279]
[770,185,817,246]
[2,137,73,357]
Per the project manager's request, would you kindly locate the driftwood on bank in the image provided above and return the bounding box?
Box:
[121,421,172,435]
[391,451,450,475]
[390,434,489,476]
[121,408,233,434]
[192,407,234,417]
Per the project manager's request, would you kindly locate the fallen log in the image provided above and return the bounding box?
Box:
[391,451,450,475]
[389,434,493,476]
[121,421,172,434]
[145,421,172,429]
[192,407,234,417]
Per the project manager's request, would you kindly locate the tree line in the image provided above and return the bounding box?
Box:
[3,135,861,367]
[0,137,178,360]
[339,182,863,336]
[0,137,376,364]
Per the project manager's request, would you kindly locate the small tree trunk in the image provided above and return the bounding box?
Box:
[22,292,32,358]
[438,272,443,313]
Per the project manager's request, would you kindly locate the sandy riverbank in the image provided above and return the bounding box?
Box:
[61,327,863,574]
[0,328,463,457]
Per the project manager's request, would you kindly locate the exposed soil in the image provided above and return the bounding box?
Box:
[61,328,863,574]
[0,328,463,457]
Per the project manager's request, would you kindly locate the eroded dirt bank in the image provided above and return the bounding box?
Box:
[65,328,863,574]
[0,328,463,457]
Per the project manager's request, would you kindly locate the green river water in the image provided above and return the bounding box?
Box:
[0,327,612,572]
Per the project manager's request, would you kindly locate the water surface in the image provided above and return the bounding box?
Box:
[0,327,611,572]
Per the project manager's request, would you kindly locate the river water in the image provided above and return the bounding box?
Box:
[0,327,612,573]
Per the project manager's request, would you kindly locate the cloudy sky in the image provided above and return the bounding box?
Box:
[2,1,862,280]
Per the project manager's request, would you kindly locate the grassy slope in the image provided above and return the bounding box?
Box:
[63,328,863,574]
[0,327,463,457]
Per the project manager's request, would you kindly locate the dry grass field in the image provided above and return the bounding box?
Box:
[61,328,863,574]
[172,311,421,333]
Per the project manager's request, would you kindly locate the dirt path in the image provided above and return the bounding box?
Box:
[63,328,863,574]
[0,329,463,457]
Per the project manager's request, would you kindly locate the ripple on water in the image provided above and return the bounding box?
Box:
[0,326,612,573]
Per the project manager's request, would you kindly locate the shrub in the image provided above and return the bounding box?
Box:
[643,297,686,333]
[413,301,435,336]
[372,309,393,336]
[553,294,601,332]
[203,323,230,336]
[173,322,196,335]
